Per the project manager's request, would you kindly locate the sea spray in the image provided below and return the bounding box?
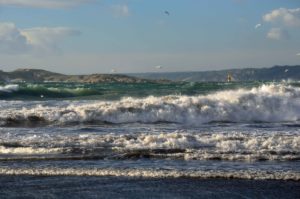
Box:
[0,83,299,126]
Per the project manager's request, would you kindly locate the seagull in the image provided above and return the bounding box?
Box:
[255,23,262,29]
[164,11,170,16]
[155,65,162,69]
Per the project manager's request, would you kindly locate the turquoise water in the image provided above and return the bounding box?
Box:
[0,81,265,100]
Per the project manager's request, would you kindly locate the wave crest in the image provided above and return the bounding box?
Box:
[0,83,300,125]
[0,84,19,93]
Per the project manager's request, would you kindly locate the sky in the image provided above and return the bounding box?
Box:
[0,0,300,74]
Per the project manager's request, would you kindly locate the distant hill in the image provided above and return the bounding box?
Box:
[0,69,157,83]
[130,65,300,82]
[1,65,300,83]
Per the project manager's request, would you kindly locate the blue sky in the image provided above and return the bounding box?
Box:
[0,0,299,74]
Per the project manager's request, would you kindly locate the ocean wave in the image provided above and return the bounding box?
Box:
[0,83,299,125]
[0,84,101,98]
[0,167,298,180]
[114,132,300,161]
[0,84,19,93]
[1,131,299,161]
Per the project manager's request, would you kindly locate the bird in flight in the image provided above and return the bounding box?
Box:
[164,11,170,15]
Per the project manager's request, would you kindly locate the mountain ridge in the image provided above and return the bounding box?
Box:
[1,65,300,83]
[0,68,155,83]
[130,65,300,82]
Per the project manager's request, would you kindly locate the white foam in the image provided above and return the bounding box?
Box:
[113,131,300,161]
[1,131,299,161]
[0,84,19,93]
[0,146,63,155]
[1,83,300,125]
[0,167,298,180]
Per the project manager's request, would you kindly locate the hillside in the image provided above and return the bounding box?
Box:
[130,65,300,82]
[0,69,154,83]
[1,65,300,83]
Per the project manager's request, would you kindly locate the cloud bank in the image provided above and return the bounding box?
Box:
[262,7,300,40]
[0,0,92,9]
[0,22,79,54]
[0,22,29,53]
[263,8,300,27]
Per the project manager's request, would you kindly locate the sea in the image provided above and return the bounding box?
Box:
[0,81,299,198]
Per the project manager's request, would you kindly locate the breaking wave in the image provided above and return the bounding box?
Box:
[0,83,300,126]
[0,84,19,93]
[0,84,101,99]
[1,131,299,161]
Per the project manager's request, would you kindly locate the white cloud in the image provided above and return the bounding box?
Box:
[22,27,80,52]
[0,22,29,53]
[112,4,130,17]
[263,8,300,27]
[0,0,92,9]
[0,22,79,54]
[262,8,300,40]
[255,23,261,29]
[266,28,289,40]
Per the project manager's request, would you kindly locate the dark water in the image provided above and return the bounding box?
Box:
[0,176,299,199]
[0,81,299,198]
